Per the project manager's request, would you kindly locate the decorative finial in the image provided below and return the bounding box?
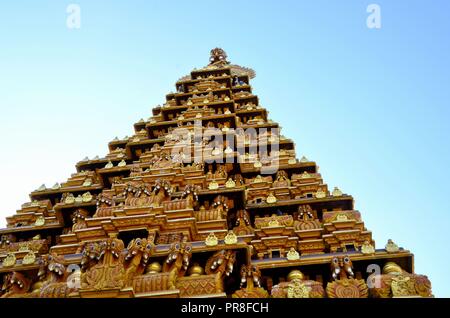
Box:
[209,48,228,65]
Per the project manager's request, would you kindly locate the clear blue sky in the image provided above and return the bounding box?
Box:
[0,0,449,296]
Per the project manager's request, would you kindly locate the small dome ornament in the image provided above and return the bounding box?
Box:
[82,178,93,187]
[34,216,45,226]
[211,147,222,156]
[145,262,162,274]
[188,263,204,276]
[287,247,300,261]
[75,195,83,204]
[117,160,127,167]
[385,239,400,253]
[65,193,75,205]
[361,240,375,255]
[300,171,311,179]
[315,188,326,199]
[82,192,93,203]
[288,158,297,165]
[205,232,218,246]
[266,192,277,204]
[382,262,403,275]
[2,253,16,267]
[22,251,36,265]
[224,230,238,245]
[287,270,304,282]
[18,242,29,252]
[37,184,46,192]
[225,178,236,188]
[104,161,114,169]
[336,213,349,221]
[208,180,219,190]
[332,187,343,197]
[52,183,61,190]
[253,161,262,168]
[300,156,309,163]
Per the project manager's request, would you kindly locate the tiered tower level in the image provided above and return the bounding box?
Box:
[0,49,432,298]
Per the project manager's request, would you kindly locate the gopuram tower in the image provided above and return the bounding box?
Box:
[0,49,432,298]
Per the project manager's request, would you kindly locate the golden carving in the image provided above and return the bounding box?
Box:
[368,262,433,298]
[232,265,268,298]
[287,280,311,298]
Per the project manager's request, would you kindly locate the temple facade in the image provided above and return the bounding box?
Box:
[0,49,432,298]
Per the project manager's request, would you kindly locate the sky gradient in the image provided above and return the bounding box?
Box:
[0,0,449,296]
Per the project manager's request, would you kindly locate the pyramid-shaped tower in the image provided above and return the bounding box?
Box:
[0,49,432,298]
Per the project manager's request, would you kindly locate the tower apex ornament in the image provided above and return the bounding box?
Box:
[209,48,228,65]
